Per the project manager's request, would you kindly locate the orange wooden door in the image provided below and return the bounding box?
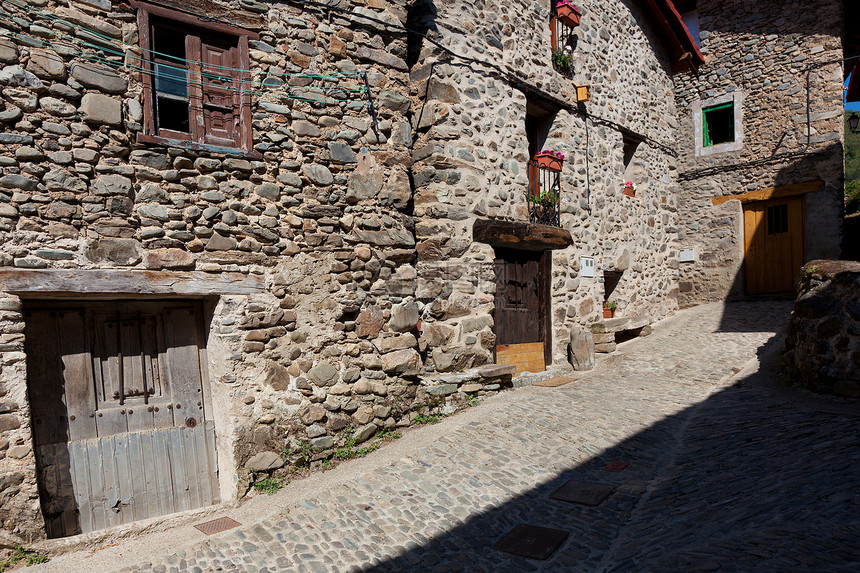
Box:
[743,196,805,294]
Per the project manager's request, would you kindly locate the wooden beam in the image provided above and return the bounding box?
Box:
[0,270,265,297]
[711,180,825,206]
[473,219,574,251]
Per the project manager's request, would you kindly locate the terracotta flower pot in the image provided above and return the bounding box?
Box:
[535,153,563,172]
[603,308,615,318]
[556,3,582,27]
[623,186,636,197]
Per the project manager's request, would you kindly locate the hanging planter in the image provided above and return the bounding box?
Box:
[556,1,582,27]
[623,180,636,197]
[535,150,564,172]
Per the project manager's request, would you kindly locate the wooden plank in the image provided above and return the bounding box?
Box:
[181,427,201,510]
[743,205,762,294]
[139,431,159,518]
[162,308,204,428]
[204,421,221,504]
[712,179,824,206]
[113,433,133,524]
[191,425,213,507]
[100,435,122,529]
[0,270,265,296]
[154,429,176,517]
[85,437,108,532]
[169,427,191,513]
[189,423,218,507]
[67,440,89,535]
[58,310,98,441]
[496,342,545,375]
[473,219,574,251]
[753,206,767,294]
[128,0,263,36]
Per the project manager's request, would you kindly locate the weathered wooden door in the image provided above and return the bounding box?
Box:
[25,301,219,538]
[743,196,805,294]
[494,249,551,373]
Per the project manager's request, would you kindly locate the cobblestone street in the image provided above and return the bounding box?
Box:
[38,300,860,572]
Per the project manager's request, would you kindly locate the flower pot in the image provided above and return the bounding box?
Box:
[603,308,615,318]
[623,186,636,197]
[535,153,563,172]
[556,3,581,27]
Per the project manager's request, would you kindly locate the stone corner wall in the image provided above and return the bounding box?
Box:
[783,259,860,397]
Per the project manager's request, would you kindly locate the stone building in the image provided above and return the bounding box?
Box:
[0,0,836,544]
[673,0,846,304]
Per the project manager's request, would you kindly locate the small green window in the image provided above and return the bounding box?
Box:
[702,102,734,146]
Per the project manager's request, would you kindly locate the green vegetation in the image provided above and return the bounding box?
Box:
[252,477,284,495]
[331,427,381,461]
[0,546,49,571]
[846,179,860,215]
[413,413,443,425]
[467,394,479,407]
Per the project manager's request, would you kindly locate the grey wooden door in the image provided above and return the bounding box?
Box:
[25,301,219,538]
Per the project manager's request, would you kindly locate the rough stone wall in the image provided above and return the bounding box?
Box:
[674,0,844,305]
[0,0,444,541]
[0,0,692,542]
[784,259,860,397]
[411,0,683,368]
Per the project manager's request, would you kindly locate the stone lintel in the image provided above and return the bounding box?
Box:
[0,269,265,296]
[472,219,574,251]
[591,316,650,334]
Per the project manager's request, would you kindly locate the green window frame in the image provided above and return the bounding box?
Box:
[702,102,734,147]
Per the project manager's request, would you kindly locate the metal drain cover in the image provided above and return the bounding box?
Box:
[550,480,615,506]
[194,517,241,535]
[492,523,569,560]
[603,461,628,472]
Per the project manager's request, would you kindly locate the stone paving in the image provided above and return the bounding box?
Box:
[39,300,860,572]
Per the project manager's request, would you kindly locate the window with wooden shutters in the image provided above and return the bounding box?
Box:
[133,1,254,153]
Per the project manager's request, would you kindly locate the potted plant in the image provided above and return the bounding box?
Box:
[556,0,582,27]
[623,180,636,197]
[553,46,575,77]
[603,300,616,318]
[535,149,564,172]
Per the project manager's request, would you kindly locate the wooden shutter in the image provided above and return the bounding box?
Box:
[200,41,239,147]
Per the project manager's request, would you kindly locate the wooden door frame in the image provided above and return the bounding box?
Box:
[741,196,806,295]
[22,298,219,537]
[492,248,552,367]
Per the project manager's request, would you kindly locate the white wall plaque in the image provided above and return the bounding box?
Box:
[679,248,696,263]
[580,256,595,277]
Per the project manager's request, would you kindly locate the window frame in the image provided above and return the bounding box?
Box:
[702,102,734,147]
[693,91,744,156]
[132,1,257,155]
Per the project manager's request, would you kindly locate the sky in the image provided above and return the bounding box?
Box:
[846,75,860,111]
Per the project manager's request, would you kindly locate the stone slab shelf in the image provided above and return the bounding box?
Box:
[591,316,652,354]
[423,364,516,395]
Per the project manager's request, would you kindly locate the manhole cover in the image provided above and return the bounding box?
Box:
[194,517,242,535]
[492,523,569,560]
[603,461,628,472]
[550,480,615,506]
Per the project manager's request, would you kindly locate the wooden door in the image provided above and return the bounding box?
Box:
[25,301,219,538]
[743,196,805,294]
[494,249,550,373]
